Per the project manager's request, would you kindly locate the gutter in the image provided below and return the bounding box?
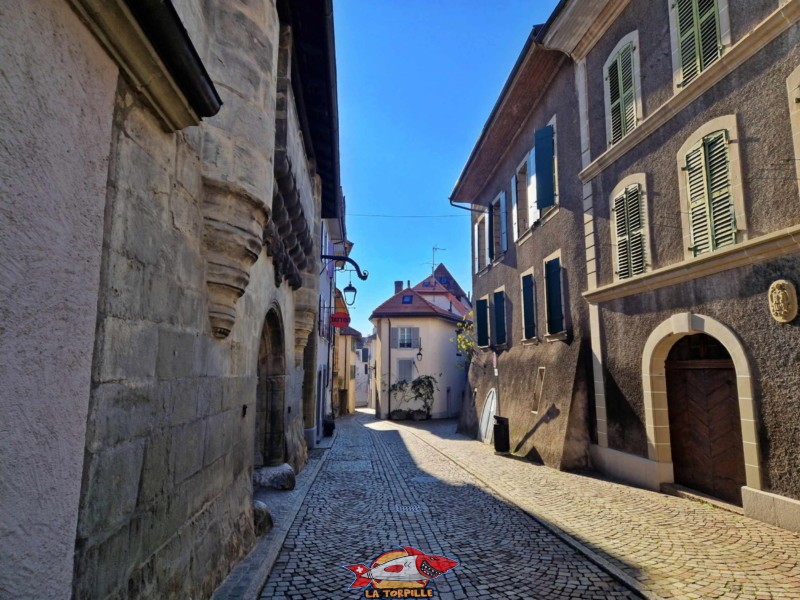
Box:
[123,0,222,118]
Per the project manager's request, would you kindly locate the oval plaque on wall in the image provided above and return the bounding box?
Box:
[768,279,798,323]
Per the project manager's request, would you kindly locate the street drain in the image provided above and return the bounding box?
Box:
[394,504,428,513]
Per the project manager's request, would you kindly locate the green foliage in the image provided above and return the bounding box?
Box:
[390,374,438,417]
[451,312,476,368]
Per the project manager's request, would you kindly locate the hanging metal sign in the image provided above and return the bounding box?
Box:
[330,312,351,328]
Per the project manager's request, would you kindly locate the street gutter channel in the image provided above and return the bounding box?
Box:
[389,420,660,600]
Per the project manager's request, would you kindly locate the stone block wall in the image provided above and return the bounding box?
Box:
[73,1,318,597]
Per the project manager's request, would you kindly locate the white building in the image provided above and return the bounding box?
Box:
[370,265,471,420]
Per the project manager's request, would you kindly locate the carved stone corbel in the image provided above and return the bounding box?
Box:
[202,178,270,338]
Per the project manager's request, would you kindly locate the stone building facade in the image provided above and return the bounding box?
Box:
[0,0,343,597]
[454,0,800,532]
[451,36,594,469]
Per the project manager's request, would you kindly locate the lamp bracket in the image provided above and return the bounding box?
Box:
[321,254,369,280]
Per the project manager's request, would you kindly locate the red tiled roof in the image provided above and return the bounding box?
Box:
[369,287,463,323]
[411,263,468,301]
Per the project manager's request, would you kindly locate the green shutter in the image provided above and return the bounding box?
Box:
[493,291,506,346]
[686,130,734,256]
[676,0,721,87]
[535,126,555,210]
[476,299,489,347]
[686,143,711,255]
[608,43,636,145]
[522,274,536,339]
[614,184,646,279]
[545,258,563,334]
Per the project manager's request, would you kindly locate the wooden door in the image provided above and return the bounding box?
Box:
[666,360,745,505]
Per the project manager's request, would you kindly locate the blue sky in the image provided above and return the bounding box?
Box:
[335,1,560,335]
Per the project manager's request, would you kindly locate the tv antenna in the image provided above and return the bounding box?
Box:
[431,246,446,277]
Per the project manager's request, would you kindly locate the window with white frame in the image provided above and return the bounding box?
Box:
[473,214,489,272]
[397,359,414,383]
[612,177,648,280]
[510,119,558,240]
[391,327,419,349]
[488,192,508,259]
[669,0,731,90]
[604,32,643,146]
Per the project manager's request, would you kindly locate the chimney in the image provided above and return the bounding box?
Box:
[407,280,411,289]
[394,280,403,294]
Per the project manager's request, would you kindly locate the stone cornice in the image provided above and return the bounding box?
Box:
[584,225,800,304]
[68,0,204,131]
[579,0,800,184]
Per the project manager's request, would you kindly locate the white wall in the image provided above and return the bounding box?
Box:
[0,2,118,596]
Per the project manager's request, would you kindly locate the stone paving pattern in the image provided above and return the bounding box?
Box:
[381,417,800,600]
[260,414,635,599]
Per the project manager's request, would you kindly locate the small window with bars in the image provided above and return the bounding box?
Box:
[613,183,647,279]
[685,130,735,256]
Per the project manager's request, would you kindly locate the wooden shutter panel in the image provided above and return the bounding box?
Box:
[476,299,489,347]
[390,327,399,349]
[626,185,646,276]
[698,0,721,71]
[535,126,555,210]
[676,0,700,86]
[510,175,518,242]
[613,191,631,279]
[500,191,508,252]
[522,274,536,339]
[619,44,636,137]
[527,149,538,225]
[705,131,735,249]
[608,56,623,144]
[686,143,711,256]
[411,328,420,349]
[493,291,506,346]
[545,258,564,334]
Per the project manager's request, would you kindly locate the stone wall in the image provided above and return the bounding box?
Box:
[462,62,593,470]
[73,1,319,597]
[0,1,118,597]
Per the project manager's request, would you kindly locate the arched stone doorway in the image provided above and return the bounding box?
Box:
[665,334,745,504]
[255,308,286,467]
[641,313,762,499]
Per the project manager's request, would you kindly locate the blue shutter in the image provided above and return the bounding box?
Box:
[493,291,506,346]
[535,126,555,210]
[522,274,536,339]
[499,191,508,252]
[545,258,563,333]
[476,299,489,347]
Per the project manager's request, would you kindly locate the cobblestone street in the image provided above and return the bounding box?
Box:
[258,413,635,599]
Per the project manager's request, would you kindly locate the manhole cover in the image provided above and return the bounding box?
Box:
[394,504,428,513]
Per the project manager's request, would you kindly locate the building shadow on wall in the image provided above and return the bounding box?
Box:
[512,403,560,460]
